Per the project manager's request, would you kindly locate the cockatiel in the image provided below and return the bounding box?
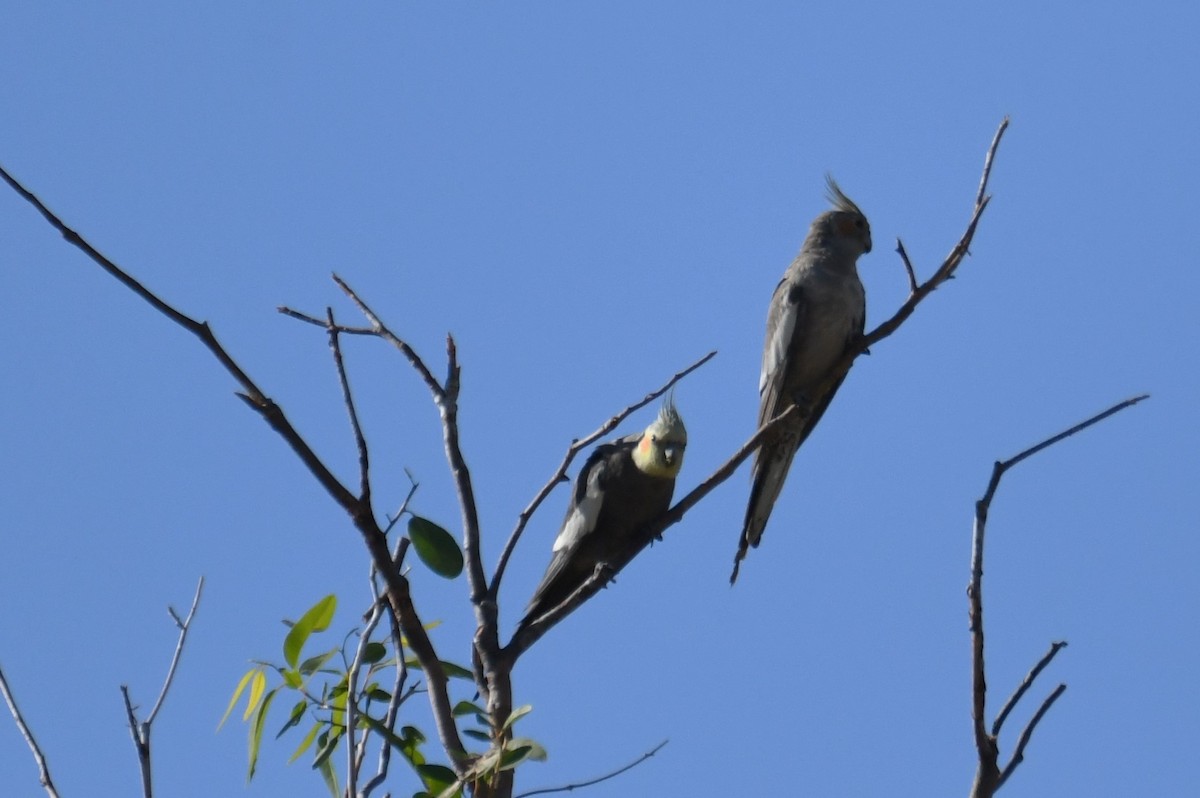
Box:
[733,177,871,583]
[519,398,687,632]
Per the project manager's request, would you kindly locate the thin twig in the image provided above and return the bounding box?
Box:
[992,641,1067,737]
[0,665,62,798]
[347,598,386,797]
[997,684,1067,789]
[147,576,204,726]
[117,577,206,798]
[895,238,919,294]
[327,308,372,503]
[489,350,717,601]
[332,273,445,399]
[513,739,669,798]
[279,305,377,335]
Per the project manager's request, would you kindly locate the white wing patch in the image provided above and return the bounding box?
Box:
[761,296,798,395]
[552,464,605,553]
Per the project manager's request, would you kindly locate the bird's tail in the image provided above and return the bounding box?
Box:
[731,443,798,583]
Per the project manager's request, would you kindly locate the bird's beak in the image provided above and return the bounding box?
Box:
[663,445,681,467]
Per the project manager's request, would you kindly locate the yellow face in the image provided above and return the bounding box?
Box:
[633,424,687,479]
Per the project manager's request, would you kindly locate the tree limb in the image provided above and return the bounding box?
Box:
[0,165,471,776]
[968,394,1148,798]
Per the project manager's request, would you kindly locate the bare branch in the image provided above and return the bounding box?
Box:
[993,641,1068,737]
[115,577,206,798]
[332,273,445,399]
[969,394,1147,798]
[279,305,377,335]
[862,118,1009,358]
[997,684,1068,789]
[0,168,471,775]
[895,238,919,294]
[347,597,387,797]
[0,665,62,798]
[146,577,204,726]
[513,739,669,798]
[326,308,372,502]
[489,350,717,601]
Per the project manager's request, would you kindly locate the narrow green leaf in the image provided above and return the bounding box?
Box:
[243,670,267,722]
[283,594,337,669]
[359,714,425,766]
[219,669,257,730]
[463,729,491,742]
[312,727,341,769]
[247,687,278,781]
[288,721,322,764]
[501,704,533,731]
[407,516,463,579]
[404,657,475,680]
[317,754,339,798]
[298,647,339,676]
[452,700,486,717]
[276,699,307,739]
[281,669,302,689]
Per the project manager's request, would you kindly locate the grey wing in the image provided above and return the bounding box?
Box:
[757,277,806,432]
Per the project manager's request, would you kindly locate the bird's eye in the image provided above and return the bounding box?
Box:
[651,435,658,443]
[855,219,866,229]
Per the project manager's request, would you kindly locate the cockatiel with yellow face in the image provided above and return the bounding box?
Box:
[733,178,871,583]
[519,398,687,632]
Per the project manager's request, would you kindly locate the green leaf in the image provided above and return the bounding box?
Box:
[247,687,278,781]
[276,699,307,739]
[219,668,259,730]
[288,721,322,764]
[298,647,339,676]
[362,641,387,664]
[499,744,533,770]
[509,736,548,762]
[312,727,341,769]
[367,686,392,702]
[463,729,491,742]
[317,754,339,798]
[404,657,475,680]
[407,516,463,578]
[452,700,486,717]
[244,670,267,722]
[417,763,458,792]
[501,704,532,730]
[283,595,337,669]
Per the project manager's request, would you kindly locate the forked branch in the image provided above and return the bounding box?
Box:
[968,394,1148,797]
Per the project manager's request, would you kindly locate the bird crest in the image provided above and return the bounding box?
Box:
[825,174,864,217]
[654,391,687,443]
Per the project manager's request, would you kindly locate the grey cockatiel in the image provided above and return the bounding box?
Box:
[732,178,871,583]
[518,398,687,633]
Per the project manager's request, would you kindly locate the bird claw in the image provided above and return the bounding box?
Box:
[593,562,616,587]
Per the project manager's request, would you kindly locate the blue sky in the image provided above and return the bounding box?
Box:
[2,3,1197,796]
